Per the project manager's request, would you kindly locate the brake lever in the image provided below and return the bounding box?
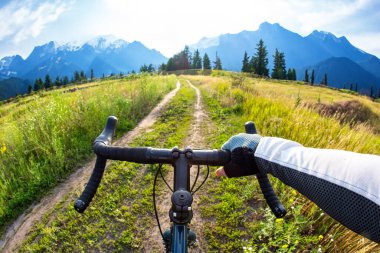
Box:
[245,121,286,218]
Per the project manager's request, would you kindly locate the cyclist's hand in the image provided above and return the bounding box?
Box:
[216,133,261,178]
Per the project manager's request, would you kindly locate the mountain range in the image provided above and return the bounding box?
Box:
[191,22,380,95]
[0,35,167,81]
[1,22,380,99]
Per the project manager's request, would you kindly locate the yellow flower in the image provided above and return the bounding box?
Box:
[295,240,299,244]
[291,190,297,196]
[276,218,283,223]
[318,235,324,240]
[282,244,288,249]
[0,143,6,154]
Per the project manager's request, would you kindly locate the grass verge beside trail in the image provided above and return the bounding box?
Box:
[185,75,380,253]
[20,81,196,252]
[0,75,176,233]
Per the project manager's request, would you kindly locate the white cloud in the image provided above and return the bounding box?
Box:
[0,0,74,43]
[0,0,379,58]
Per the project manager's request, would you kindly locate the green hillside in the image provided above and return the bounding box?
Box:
[1,72,379,252]
[0,75,176,231]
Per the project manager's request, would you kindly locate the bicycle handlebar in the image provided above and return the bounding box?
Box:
[74,116,286,219]
[74,116,230,213]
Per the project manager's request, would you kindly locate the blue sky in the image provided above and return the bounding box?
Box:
[0,0,380,58]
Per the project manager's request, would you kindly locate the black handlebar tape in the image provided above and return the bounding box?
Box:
[93,142,151,163]
[74,156,107,213]
[256,173,286,218]
[245,121,286,218]
[95,116,118,146]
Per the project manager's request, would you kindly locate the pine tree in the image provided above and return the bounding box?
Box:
[63,76,69,85]
[252,39,269,76]
[304,70,309,83]
[213,52,222,70]
[166,58,174,71]
[350,83,353,91]
[74,70,80,82]
[355,83,358,92]
[90,68,94,80]
[140,64,149,72]
[184,46,192,69]
[271,49,286,80]
[80,70,86,81]
[311,69,315,85]
[320,73,328,86]
[28,84,33,94]
[192,49,202,69]
[241,51,250,72]
[44,74,52,89]
[33,80,38,91]
[165,46,192,71]
[55,76,61,86]
[203,53,211,70]
[148,64,155,72]
[292,69,297,80]
[158,63,167,72]
[248,57,255,73]
[287,68,293,80]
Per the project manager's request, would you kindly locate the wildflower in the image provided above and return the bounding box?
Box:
[0,143,6,154]
[276,218,283,223]
[292,190,297,196]
[320,212,324,216]
[295,240,299,244]
[318,235,324,240]
[282,244,288,249]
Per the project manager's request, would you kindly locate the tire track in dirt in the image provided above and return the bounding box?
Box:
[0,81,181,253]
[143,80,212,252]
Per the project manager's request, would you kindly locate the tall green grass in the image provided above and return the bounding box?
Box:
[20,81,196,252]
[0,75,176,231]
[186,74,380,252]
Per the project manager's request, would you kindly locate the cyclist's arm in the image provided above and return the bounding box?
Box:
[255,137,380,243]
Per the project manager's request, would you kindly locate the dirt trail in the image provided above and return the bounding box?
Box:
[0,81,181,253]
[143,80,212,252]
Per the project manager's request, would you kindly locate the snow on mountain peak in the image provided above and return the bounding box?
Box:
[58,42,80,52]
[192,36,220,49]
[309,30,340,42]
[86,35,122,49]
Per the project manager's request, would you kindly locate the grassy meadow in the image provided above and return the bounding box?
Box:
[2,72,380,252]
[19,79,197,252]
[0,74,176,231]
[185,73,380,252]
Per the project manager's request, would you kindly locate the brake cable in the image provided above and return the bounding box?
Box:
[153,163,165,239]
[190,165,200,192]
[191,165,210,195]
[153,163,210,241]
